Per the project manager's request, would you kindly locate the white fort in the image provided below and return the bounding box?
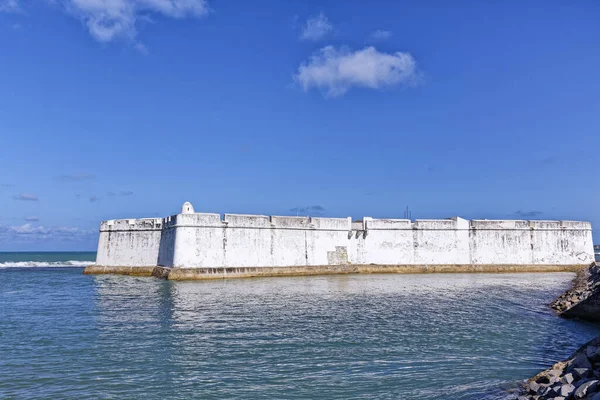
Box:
[87,202,595,279]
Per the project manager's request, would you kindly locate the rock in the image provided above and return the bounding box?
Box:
[591,392,600,400]
[538,369,562,385]
[575,379,598,398]
[539,385,553,396]
[528,381,540,394]
[558,383,576,397]
[572,353,593,369]
[562,373,575,384]
[574,368,593,379]
[522,266,600,399]
[587,346,599,359]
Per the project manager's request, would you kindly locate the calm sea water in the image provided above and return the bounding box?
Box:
[1,254,600,399]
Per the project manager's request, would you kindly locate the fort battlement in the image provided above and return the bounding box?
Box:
[85,202,595,280]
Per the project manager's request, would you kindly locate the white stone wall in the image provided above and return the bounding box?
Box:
[95,211,595,268]
[95,218,163,266]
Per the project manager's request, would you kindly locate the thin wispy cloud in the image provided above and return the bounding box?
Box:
[89,195,99,203]
[60,0,210,45]
[540,156,557,165]
[57,173,96,182]
[512,210,543,218]
[0,0,20,13]
[369,29,392,41]
[24,216,39,222]
[290,205,326,216]
[1,183,15,188]
[300,12,332,41]
[0,223,96,241]
[295,46,419,97]
[5,0,210,47]
[13,193,38,201]
[107,190,134,196]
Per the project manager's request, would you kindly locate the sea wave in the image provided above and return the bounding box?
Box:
[0,260,95,268]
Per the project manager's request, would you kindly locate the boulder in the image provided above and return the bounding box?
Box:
[575,379,598,398]
[591,392,600,400]
[528,381,540,394]
[587,346,599,360]
[571,353,593,370]
[574,368,593,379]
[562,373,575,384]
[557,383,575,397]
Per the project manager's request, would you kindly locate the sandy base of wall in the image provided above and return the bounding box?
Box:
[83,264,587,280]
[162,264,586,280]
[83,265,157,277]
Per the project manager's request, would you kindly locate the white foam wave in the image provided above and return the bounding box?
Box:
[0,260,95,268]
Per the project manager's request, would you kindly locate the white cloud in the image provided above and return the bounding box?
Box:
[295,46,418,97]
[369,29,392,41]
[13,193,39,201]
[0,223,95,241]
[300,12,332,41]
[59,0,210,43]
[0,0,20,12]
[58,173,96,181]
[106,191,135,197]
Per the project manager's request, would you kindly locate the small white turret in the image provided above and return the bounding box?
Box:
[181,202,195,214]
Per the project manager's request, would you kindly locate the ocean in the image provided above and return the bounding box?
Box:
[1,252,600,399]
[0,251,96,268]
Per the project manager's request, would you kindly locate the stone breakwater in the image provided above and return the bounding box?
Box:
[520,264,600,400]
[552,265,600,320]
[520,336,600,400]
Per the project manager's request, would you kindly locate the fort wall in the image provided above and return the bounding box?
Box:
[90,204,595,276]
[95,218,163,267]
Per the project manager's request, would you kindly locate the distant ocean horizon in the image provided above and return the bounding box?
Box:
[0,251,96,268]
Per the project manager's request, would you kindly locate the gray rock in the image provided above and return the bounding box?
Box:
[562,373,575,384]
[572,353,593,369]
[559,383,576,397]
[574,367,593,378]
[575,379,598,398]
[587,346,599,359]
[539,385,553,396]
[528,381,540,394]
[551,384,562,394]
[591,392,600,400]
[538,369,562,385]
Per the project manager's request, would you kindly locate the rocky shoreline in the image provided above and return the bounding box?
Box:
[519,263,600,400]
[550,265,600,317]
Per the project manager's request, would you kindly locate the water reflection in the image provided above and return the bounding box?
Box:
[89,273,600,399]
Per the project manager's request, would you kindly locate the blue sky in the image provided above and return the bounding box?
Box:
[0,0,599,251]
